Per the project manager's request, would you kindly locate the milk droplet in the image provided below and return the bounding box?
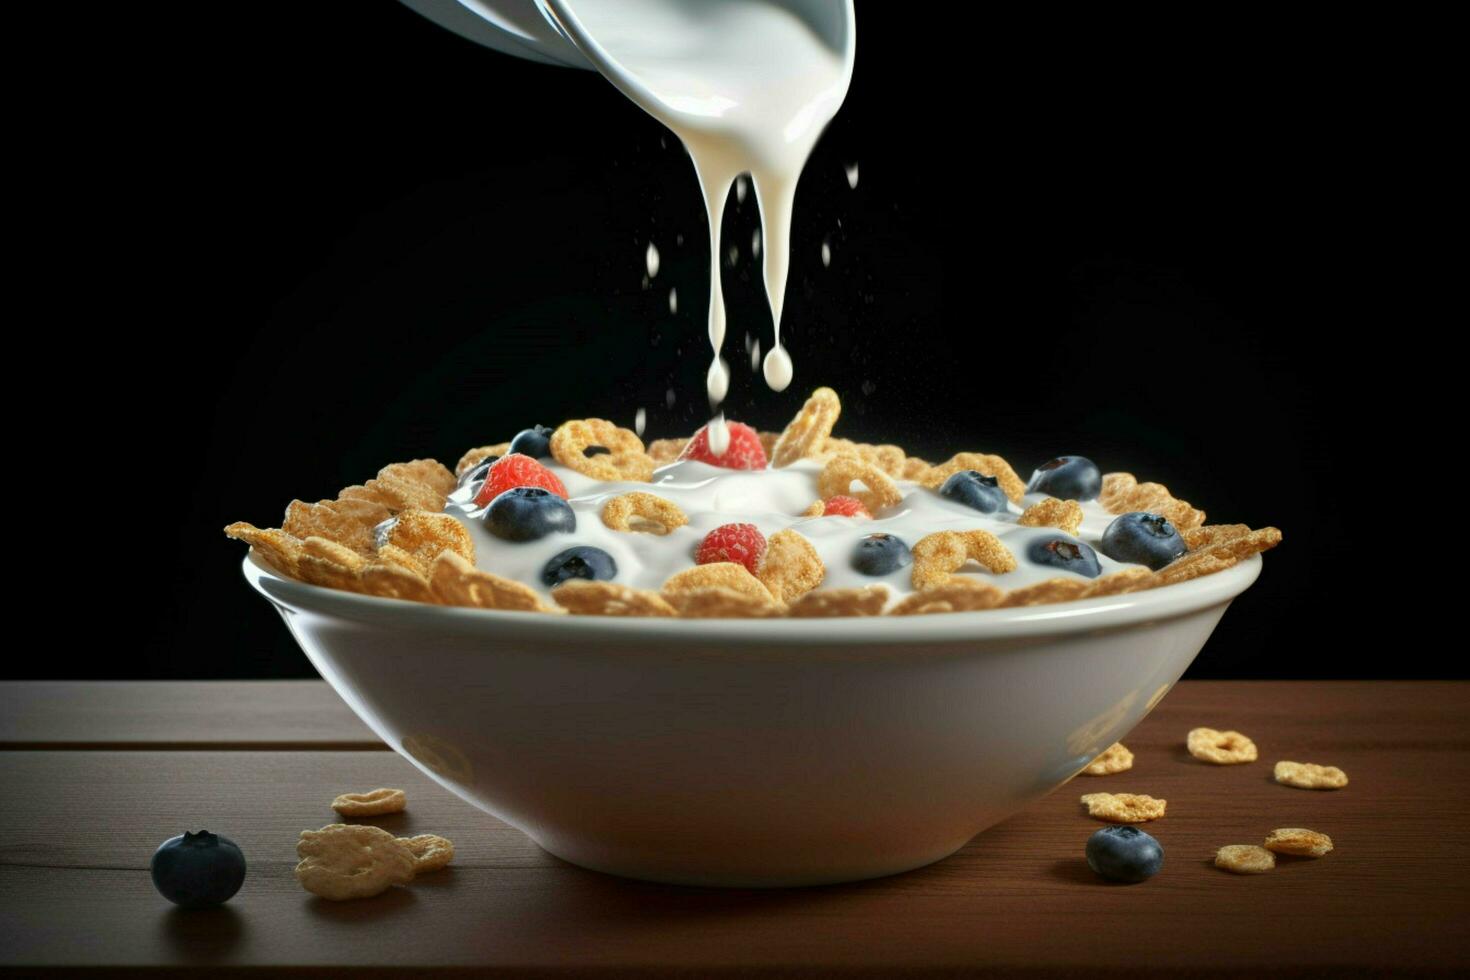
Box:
[735,176,748,204]
[744,332,752,354]
[646,241,660,278]
[668,287,678,314]
[665,388,677,409]
[676,233,684,246]
[751,228,761,258]
[821,239,832,267]
[727,246,739,266]
[707,411,730,455]
[634,407,647,436]
[750,338,761,373]
[845,161,859,189]
[707,356,730,404]
[763,344,793,392]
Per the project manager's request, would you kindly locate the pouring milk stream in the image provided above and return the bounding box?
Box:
[530,0,856,454]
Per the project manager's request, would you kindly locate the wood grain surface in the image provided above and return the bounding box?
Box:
[1,681,1466,976]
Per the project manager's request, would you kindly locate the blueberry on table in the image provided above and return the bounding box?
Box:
[485,487,576,542]
[150,831,246,908]
[939,470,1009,514]
[1086,825,1164,883]
[509,424,554,459]
[1026,535,1102,578]
[1026,456,1102,501]
[851,533,913,576]
[1100,512,1187,570]
[542,546,618,586]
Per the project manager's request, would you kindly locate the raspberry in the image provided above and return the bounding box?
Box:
[821,495,871,518]
[473,453,569,506]
[678,420,768,470]
[694,523,767,575]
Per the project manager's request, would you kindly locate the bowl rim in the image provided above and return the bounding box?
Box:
[243,552,1263,644]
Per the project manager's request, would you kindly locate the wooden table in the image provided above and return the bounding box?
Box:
[1,681,1466,977]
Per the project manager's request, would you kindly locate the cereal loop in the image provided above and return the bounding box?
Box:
[399,834,455,873]
[1080,792,1167,823]
[1187,727,1258,765]
[1215,844,1275,874]
[818,456,903,513]
[758,529,825,604]
[331,787,407,817]
[295,824,416,901]
[551,419,654,482]
[601,492,689,535]
[922,453,1026,502]
[910,530,1017,590]
[1081,742,1134,776]
[771,387,841,467]
[1274,760,1348,790]
[1018,498,1083,535]
[1264,828,1334,857]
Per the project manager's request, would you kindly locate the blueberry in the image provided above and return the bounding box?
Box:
[1100,512,1187,570]
[541,546,617,586]
[484,487,576,542]
[457,456,499,488]
[1026,456,1102,501]
[1026,534,1102,578]
[150,831,246,908]
[1085,825,1164,883]
[939,470,1009,514]
[851,533,913,576]
[508,424,554,459]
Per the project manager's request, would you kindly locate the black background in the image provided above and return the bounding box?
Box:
[19,4,1424,679]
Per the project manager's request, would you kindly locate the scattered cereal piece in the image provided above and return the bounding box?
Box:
[1214,844,1275,874]
[817,455,903,513]
[456,442,511,476]
[430,552,549,612]
[1264,828,1334,857]
[1274,760,1349,790]
[758,529,825,603]
[999,577,1091,607]
[295,824,417,901]
[387,510,475,568]
[771,387,841,467]
[1080,792,1167,823]
[1018,498,1084,536]
[1081,742,1134,776]
[332,788,407,817]
[398,834,455,873]
[910,530,1017,590]
[550,419,654,482]
[662,563,778,606]
[552,580,677,617]
[787,586,888,617]
[601,492,689,535]
[646,437,687,465]
[921,453,1026,502]
[1187,727,1259,765]
[888,579,1004,615]
[1099,472,1206,530]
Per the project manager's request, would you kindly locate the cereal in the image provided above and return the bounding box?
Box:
[1018,498,1084,535]
[817,455,903,513]
[601,492,689,535]
[456,442,510,476]
[331,787,407,817]
[1264,828,1334,857]
[359,561,437,604]
[910,530,1017,590]
[225,523,302,577]
[757,529,825,603]
[295,823,417,901]
[662,562,778,606]
[889,579,1004,615]
[771,387,841,466]
[1187,727,1259,765]
[375,544,427,578]
[1082,568,1155,597]
[1214,844,1275,874]
[920,453,1026,503]
[1159,525,1284,586]
[1081,742,1134,776]
[824,439,907,477]
[1079,792,1166,822]
[297,537,369,592]
[801,500,826,517]
[646,437,687,465]
[284,498,386,555]
[339,460,456,515]
[999,577,1090,607]
[387,510,475,568]
[552,579,677,617]
[550,419,655,482]
[430,552,549,612]
[1099,472,1206,531]
[901,456,933,481]
[665,587,784,618]
[1274,760,1349,790]
[398,834,455,873]
[787,586,888,617]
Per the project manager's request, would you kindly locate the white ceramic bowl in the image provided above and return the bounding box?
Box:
[245,554,1262,887]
